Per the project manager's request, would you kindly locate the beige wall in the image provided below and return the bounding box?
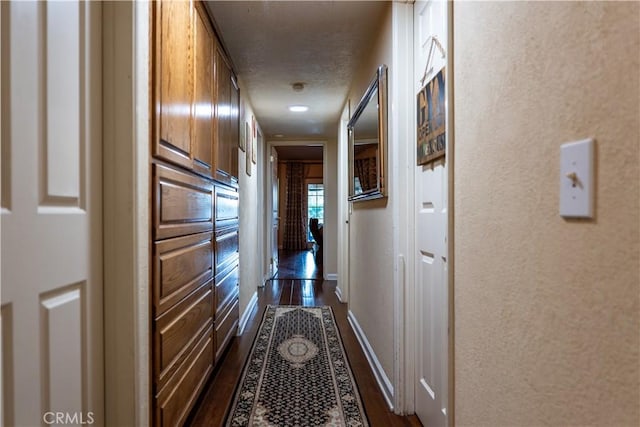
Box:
[453,2,639,425]
[347,3,395,381]
[238,84,262,321]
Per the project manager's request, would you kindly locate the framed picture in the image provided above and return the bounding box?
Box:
[241,121,249,153]
[246,123,252,176]
[252,130,257,164]
[417,67,446,165]
[239,118,246,153]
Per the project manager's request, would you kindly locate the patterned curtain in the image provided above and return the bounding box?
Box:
[354,157,377,192]
[283,163,308,250]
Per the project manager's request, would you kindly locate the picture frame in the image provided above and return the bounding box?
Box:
[417,67,446,165]
[348,65,388,201]
[242,121,249,153]
[252,130,257,164]
[246,121,252,176]
[239,102,246,152]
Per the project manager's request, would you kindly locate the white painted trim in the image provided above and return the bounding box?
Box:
[334,286,344,302]
[325,273,338,281]
[391,1,415,415]
[134,3,151,425]
[446,2,455,425]
[102,1,150,425]
[347,310,394,411]
[337,104,350,303]
[238,291,258,335]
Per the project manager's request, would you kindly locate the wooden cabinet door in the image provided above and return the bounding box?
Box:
[214,48,239,184]
[155,0,193,170]
[215,47,230,182]
[192,3,214,178]
[229,76,239,179]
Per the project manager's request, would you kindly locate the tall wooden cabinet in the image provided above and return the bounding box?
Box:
[151,1,240,426]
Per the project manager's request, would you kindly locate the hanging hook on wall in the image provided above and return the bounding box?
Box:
[420,35,446,87]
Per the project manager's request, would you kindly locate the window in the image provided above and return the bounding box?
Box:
[307,183,324,242]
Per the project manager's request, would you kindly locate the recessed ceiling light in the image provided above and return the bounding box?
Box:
[274,134,284,138]
[288,105,309,113]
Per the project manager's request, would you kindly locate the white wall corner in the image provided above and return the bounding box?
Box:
[348,310,395,411]
[391,0,415,415]
[134,1,151,424]
[238,291,258,336]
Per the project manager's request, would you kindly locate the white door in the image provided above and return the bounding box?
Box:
[270,146,279,276]
[414,0,449,425]
[1,1,103,425]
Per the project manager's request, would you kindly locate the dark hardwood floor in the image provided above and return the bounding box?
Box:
[187,276,422,426]
[271,249,323,280]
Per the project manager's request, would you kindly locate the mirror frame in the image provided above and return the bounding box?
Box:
[348,64,388,202]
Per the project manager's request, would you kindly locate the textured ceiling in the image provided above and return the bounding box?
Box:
[205,1,388,140]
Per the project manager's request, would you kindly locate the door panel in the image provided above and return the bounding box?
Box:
[157,0,192,166]
[414,0,448,425]
[192,4,214,178]
[1,1,103,425]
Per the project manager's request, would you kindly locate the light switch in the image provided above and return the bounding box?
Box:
[560,138,594,218]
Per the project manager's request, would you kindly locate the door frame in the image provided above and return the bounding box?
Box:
[337,105,350,302]
[402,0,455,423]
[102,1,151,425]
[264,140,328,280]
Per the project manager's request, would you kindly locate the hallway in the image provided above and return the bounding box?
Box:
[1,1,638,426]
[188,278,421,426]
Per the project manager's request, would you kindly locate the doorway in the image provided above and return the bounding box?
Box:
[412,0,453,425]
[266,142,325,280]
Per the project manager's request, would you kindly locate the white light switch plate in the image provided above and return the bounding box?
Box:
[560,138,594,218]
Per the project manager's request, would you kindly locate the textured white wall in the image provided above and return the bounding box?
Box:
[347,3,395,383]
[238,85,261,321]
[453,2,639,425]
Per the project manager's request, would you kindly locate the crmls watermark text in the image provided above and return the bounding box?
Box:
[43,412,95,425]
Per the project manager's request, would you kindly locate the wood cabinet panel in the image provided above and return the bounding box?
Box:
[214,227,239,273]
[229,76,239,178]
[154,232,213,317]
[153,163,213,241]
[215,297,239,362]
[156,324,213,427]
[155,282,213,391]
[214,48,239,184]
[215,263,238,314]
[151,2,241,424]
[192,3,214,178]
[155,0,193,169]
[214,185,239,229]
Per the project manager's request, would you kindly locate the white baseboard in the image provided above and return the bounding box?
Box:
[237,291,258,336]
[347,310,394,411]
[325,273,338,281]
[261,273,271,286]
[335,286,344,302]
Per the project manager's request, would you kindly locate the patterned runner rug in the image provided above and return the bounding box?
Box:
[226,305,369,427]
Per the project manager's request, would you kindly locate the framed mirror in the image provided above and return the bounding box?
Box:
[348,65,388,201]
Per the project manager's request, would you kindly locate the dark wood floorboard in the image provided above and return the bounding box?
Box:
[187,279,422,427]
[272,250,322,280]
